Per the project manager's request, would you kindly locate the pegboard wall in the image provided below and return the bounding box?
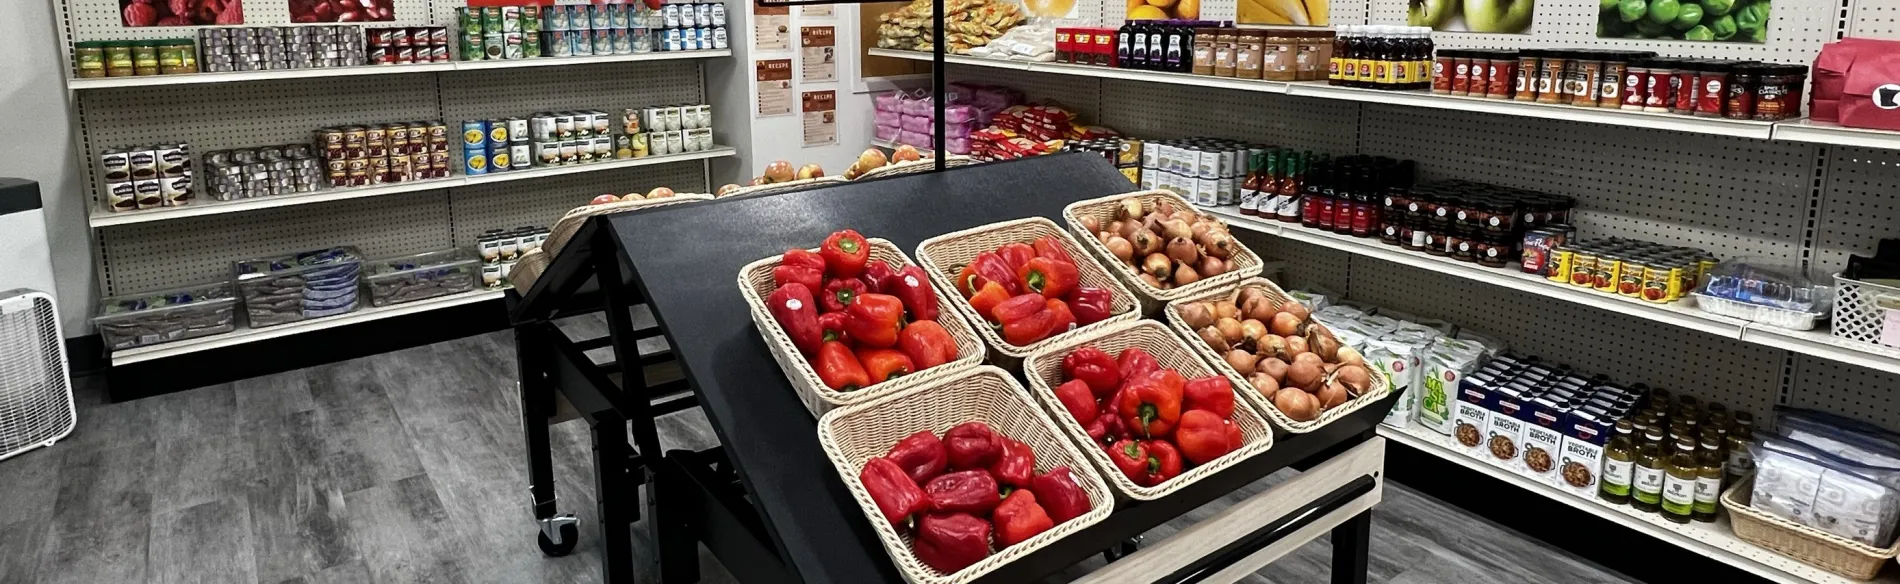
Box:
[1850,0,1900,38]
[1366,0,1840,64]
[1814,146,1900,272]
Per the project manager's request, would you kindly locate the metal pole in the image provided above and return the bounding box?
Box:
[931,0,945,171]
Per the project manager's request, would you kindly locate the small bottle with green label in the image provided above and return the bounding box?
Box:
[1726,412,1756,486]
[1599,419,1636,505]
[1660,437,1699,523]
[1631,427,1667,513]
[1693,432,1724,522]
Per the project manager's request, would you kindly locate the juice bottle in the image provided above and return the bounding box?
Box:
[1599,420,1636,505]
[1693,432,1724,522]
[1661,437,1699,524]
[1632,427,1666,513]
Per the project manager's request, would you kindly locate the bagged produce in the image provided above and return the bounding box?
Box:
[1751,435,1900,547]
[1369,336,1428,429]
[1418,338,1485,435]
[1773,408,1900,468]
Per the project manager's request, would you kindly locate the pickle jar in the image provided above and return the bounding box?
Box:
[75,41,108,78]
[132,41,161,76]
[105,41,136,77]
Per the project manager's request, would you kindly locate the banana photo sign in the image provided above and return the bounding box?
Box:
[1406,0,1533,34]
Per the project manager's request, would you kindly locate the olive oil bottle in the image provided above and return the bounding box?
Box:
[1599,419,1636,505]
[1693,432,1724,522]
[1660,438,1700,523]
[1726,412,1756,486]
[1631,427,1667,513]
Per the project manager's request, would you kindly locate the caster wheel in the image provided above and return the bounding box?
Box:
[1101,537,1140,563]
[538,524,579,557]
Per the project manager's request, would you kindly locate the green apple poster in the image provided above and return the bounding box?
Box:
[1598,0,1769,42]
[1408,0,1534,34]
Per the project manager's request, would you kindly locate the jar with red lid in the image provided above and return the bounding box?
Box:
[1672,60,1701,114]
[1475,238,1512,268]
[1694,61,1735,117]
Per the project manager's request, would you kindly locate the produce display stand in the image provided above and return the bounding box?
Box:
[508,153,1398,583]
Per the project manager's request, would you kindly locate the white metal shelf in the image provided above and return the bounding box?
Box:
[65,50,731,90]
[1380,421,1900,584]
[1284,83,1777,140]
[1204,206,1900,375]
[866,49,1291,94]
[89,146,734,228]
[110,288,504,366]
[1773,119,1900,151]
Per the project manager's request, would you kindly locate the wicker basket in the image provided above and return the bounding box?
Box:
[852,156,980,181]
[509,247,551,292]
[1063,190,1264,315]
[1721,475,1900,580]
[815,366,1115,584]
[1020,319,1275,500]
[715,176,848,199]
[738,238,987,418]
[543,193,714,257]
[1161,277,1392,434]
[915,217,1141,370]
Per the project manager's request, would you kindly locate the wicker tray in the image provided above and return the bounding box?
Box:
[544,193,714,257]
[509,247,550,292]
[1721,475,1900,580]
[853,156,980,182]
[915,217,1141,370]
[1161,277,1392,434]
[1020,319,1275,500]
[1063,190,1264,315]
[716,176,848,199]
[738,238,987,418]
[815,366,1115,584]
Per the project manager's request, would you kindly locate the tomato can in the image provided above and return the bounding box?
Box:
[1567,248,1597,287]
[1641,263,1679,303]
[1616,255,1648,297]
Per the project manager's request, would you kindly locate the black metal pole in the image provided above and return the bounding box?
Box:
[931,0,945,171]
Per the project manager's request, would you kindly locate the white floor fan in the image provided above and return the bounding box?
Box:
[0,289,74,461]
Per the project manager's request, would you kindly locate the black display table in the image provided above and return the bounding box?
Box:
[510,154,1394,584]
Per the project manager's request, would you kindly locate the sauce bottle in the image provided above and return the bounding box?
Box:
[1302,159,1331,229]
[1164,21,1187,72]
[1599,419,1636,505]
[1693,432,1724,522]
[1330,26,1350,85]
[1129,23,1149,70]
[1350,27,1372,88]
[1279,152,1310,223]
[1352,170,1380,237]
[1146,21,1168,70]
[1724,412,1755,486]
[1631,426,1666,513]
[1240,151,1267,216]
[1117,23,1134,69]
[1414,27,1435,90]
[1660,437,1699,523]
[1331,165,1356,234]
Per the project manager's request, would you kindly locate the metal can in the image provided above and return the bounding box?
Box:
[553,114,575,139]
[522,32,541,58]
[1616,255,1648,298]
[501,7,523,33]
[367,156,389,184]
[510,143,532,169]
[588,111,610,136]
[662,4,680,28]
[572,30,593,57]
[536,142,561,166]
[461,34,486,61]
[610,28,633,55]
[458,8,482,34]
[546,31,571,58]
[664,131,683,156]
[590,4,612,29]
[463,145,488,175]
[462,120,488,151]
[504,33,524,59]
[488,145,510,172]
[505,118,530,143]
[104,181,136,211]
[592,29,613,55]
[559,141,581,164]
[325,159,347,187]
[345,158,370,186]
[529,114,556,142]
[591,136,613,160]
[520,8,541,34]
[1642,262,1681,303]
[483,33,506,60]
[647,132,670,156]
[427,121,449,149]
[1566,248,1597,287]
[431,151,451,178]
[481,7,504,34]
[543,6,568,32]
[486,119,509,151]
[1593,252,1621,293]
[386,153,409,182]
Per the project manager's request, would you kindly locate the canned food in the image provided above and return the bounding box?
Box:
[489,146,510,172]
[571,30,593,57]
[591,136,613,160]
[560,141,581,164]
[543,6,568,31]
[506,118,529,143]
[1616,255,1647,297]
[99,149,132,182]
[462,120,487,150]
[133,179,162,209]
[522,32,542,58]
[104,181,137,211]
[463,146,488,175]
[614,134,634,159]
[1593,253,1621,292]
[646,132,670,156]
[664,131,683,156]
[1639,263,1678,303]
[588,111,610,136]
[555,114,575,139]
[592,29,612,54]
[431,151,450,177]
[509,143,531,169]
[611,28,633,55]
[536,142,561,166]
[1567,249,1597,287]
[546,31,572,57]
[504,33,524,59]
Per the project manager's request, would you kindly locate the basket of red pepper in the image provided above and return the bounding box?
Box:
[817,366,1114,584]
[1021,319,1275,500]
[1063,190,1264,316]
[740,230,987,417]
[915,217,1140,370]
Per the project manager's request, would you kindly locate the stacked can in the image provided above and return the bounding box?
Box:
[459,6,542,61]
[1061,137,1144,184]
[318,121,451,186]
[199,26,368,72]
[476,227,548,288]
[655,2,729,52]
[367,27,451,64]
[520,110,616,168]
[1138,138,1251,206]
[1545,237,1717,304]
[200,144,323,203]
[99,143,195,212]
[635,104,714,157]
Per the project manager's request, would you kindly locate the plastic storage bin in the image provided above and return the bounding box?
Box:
[364,248,481,307]
[1833,274,1900,349]
[235,246,364,328]
[93,280,238,350]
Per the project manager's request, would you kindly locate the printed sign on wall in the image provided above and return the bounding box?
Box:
[800,26,836,82]
[757,59,794,117]
[802,90,837,147]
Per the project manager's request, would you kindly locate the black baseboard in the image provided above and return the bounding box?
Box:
[101,298,509,402]
[1386,438,1772,584]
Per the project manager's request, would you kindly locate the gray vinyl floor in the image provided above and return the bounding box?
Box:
[0,327,1641,584]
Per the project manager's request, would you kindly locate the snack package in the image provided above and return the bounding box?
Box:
[1368,336,1428,430]
[1419,338,1485,435]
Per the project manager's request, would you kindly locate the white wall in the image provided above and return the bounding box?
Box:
[1,0,95,338]
[709,2,876,185]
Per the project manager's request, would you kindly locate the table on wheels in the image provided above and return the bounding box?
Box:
[510,153,1396,584]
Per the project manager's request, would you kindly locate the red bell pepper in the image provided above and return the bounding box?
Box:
[914,512,991,574]
[989,437,1037,488]
[1053,379,1097,425]
[863,260,897,294]
[966,282,1011,322]
[897,320,958,370]
[1028,466,1092,523]
[997,242,1036,272]
[1084,415,1108,443]
[1117,369,1185,439]
[821,229,870,279]
[1032,236,1076,266]
[857,348,914,384]
[882,265,940,322]
[1175,409,1238,465]
[886,430,948,484]
[1045,298,1076,336]
[993,294,1057,346]
[944,422,1003,470]
[992,489,1055,548]
[1226,421,1243,456]
[1108,439,1149,485]
[1062,346,1121,399]
[1142,440,1185,486]
[844,293,905,348]
[923,469,1001,514]
[971,252,1022,296]
[1017,257,1080,300]
[822,278,867,313]
[772,249,826,295]
[817,312,850,343]
[860,457,928,529]
[1183,376,1236,419]
[1116,347,1160,385]
[1067,287,1115,326]
[1094,410,1124,444]
[766,283,822,357]
[815,341,869,391]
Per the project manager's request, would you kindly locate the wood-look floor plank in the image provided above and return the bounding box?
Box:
[0,447,61,526]
[247,409,361,584]
[0,519,47,583]
[344,474,473,584]
[149,497,258,584]
[37,439,155,584]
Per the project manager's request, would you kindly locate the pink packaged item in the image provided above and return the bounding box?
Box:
[901,94,934,117]
[874,91,903,113]
[944,137,971,155]
[901,114,933,133]
[875,124,901,142]
[944,104,979,125]
[940,119,978,139]
[875,109,901,128]
[899,130,931,148]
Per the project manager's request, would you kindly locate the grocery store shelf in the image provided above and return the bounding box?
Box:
[867,48,1030,71]
[89,146,735,228]
[65,50,730,90]
[1282,83,1778,140]
[865,49,1291,94]
[1380,422,1900,584]
[1208,205,1900,375]
[1771,119,1900,151]
[111,288,504,366]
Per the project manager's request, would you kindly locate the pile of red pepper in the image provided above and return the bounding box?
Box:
[954,237,1116,346]
[858,421,1094,574]
[1054,346,1247,487]
[765,229,961,392]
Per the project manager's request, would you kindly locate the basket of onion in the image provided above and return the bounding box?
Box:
[1062,190,1264,315]
[1161,277,1391,433]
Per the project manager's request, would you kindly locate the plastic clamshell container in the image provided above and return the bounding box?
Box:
[234,246,365,328]
[93,280,238,350]
[364,248,482,307]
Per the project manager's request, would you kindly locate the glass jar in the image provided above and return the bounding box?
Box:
[1694,61,1733,117]
[158,40,189,74]
[1725,64,1760,120]
[1536,50,1568,104]
[132,42,161,76]
[1514,49,1541,102]
[75,41,107,78]
[1240,31,1270,80]
[1754,65,1806,121]
[1469,51,1494,97]
[1570,51,1603,105]
[105,41,136,77]
[1263,32,1297,81]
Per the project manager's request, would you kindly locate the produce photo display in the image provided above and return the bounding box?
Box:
[1235,0,1330,26]
[287,0,397,22]
[1598,0,1769,42]
[122,0,244,26]
[1406,0,1534,34]
[1126,0,1204,22]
